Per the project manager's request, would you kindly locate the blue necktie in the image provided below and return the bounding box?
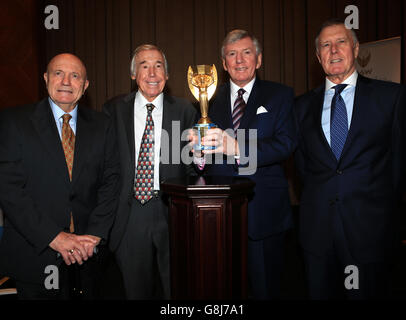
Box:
[330,84,348,160]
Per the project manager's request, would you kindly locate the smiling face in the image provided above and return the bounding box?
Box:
[222,36,262,87]
[44,53,89,112]
[131,49,168,102]
[316,24,359,84]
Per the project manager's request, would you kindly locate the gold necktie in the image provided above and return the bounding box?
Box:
[61,114,75,233]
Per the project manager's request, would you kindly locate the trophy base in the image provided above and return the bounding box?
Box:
[193,123,217,151]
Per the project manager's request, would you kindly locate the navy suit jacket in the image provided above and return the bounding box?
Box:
[206,79,297,240]
[294,75,406,263]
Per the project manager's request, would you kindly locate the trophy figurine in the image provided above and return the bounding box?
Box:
[187,64,218,150]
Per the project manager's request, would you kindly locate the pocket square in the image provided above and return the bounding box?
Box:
[256,106,268,114]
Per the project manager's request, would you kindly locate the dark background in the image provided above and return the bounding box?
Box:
[1,0,405,111]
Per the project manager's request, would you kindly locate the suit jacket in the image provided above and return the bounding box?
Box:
[294,75,406,263]
[206,79,297,240]
[103,92,198,251]
[0,98,120,283]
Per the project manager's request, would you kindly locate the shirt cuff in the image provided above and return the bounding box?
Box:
[193,155,205,170]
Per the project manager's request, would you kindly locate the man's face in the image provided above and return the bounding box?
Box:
[222,37,262,87]
[44,54,89,112]
[316,24,359,83]
[132,49,168,102]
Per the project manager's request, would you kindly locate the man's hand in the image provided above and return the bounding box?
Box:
[187,128,202,157]
[49,232,97,265]
[202,128,240,156]
[78,235,101,257]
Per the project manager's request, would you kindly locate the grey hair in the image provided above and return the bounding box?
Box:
[130,44,169,78]
[315,18,359,53]
[221,29,262,59]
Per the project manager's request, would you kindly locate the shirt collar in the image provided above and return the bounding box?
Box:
[325,70,358,92]
[48,97,78,122]
[135,91,164,111]
[230,77,256,97]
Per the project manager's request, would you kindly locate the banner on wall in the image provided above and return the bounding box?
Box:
[356,36,401,84]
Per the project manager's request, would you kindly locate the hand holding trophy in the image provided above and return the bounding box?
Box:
[187,64,218,151]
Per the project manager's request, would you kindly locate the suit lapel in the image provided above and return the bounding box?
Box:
[30,99,71,184]
[160,95,174,181]
[339,75,369,161]
[121,95,136,166]
[71,105,94,186]
[213,83,233,130]
[311,85,337,163]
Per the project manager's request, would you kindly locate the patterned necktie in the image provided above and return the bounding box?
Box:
[232,88,246,135]
[134,103,157,205]
[61,114,75,232]
[330,84,348,160]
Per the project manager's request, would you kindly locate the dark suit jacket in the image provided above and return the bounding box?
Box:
[103,92,198,251]
[206,79,297,240]
[0,98,120,284]
[294,75,406,263]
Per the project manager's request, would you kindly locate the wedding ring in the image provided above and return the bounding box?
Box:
[69,249,74,254]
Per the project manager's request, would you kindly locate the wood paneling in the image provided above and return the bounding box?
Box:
[1,0,404,110]
[0,0,40,109]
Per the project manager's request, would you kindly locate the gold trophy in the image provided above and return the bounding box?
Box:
[187,64,218,150]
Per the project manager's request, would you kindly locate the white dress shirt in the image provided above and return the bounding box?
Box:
[49,97,78,139]
[229,77,256,112]
[134,91,163,190]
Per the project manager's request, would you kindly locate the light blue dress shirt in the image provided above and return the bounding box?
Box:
[321,71,358,145]
[48,98,78,140]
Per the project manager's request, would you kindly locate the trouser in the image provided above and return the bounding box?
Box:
[304,209,391,300]
[115,197,170,299]
[15,258,101,300]
[247,231,286,299]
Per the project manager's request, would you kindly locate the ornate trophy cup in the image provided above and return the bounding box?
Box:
[187,64,218,150]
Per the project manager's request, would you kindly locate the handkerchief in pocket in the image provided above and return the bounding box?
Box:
[256,106,268,114]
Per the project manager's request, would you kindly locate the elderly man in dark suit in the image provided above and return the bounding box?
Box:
[103,44,197,299]
[0,53,120,299]
[294,19,406,299]
[194,29,297,299]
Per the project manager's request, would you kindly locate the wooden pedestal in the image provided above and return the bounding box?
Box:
[161,176,255,300]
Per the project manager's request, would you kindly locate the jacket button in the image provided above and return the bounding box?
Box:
[336,170,342,175]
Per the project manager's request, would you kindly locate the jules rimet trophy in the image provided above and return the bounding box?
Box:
[187,64,218,150]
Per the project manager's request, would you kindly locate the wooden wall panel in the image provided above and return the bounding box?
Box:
[306,0,333,90]
[193,0,225,100]
[263,0,282,83]
[155,0,195,99]
[292,0,308,96]
[1,0,403,111]
[403,0,406,83]
[0,0,40,109]
[106,0,132,100]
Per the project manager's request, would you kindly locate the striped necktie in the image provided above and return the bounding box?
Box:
[330,84,348,160]
[232,88,246,135]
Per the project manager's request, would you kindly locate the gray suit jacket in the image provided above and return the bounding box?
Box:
[103,92,198,251]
